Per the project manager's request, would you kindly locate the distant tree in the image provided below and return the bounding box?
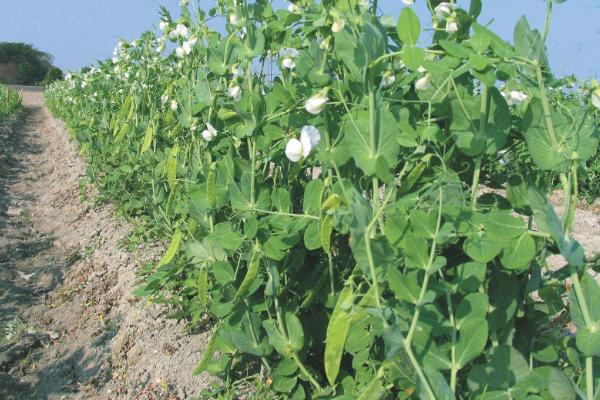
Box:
[43,67,63,85]
[0,42,55,84]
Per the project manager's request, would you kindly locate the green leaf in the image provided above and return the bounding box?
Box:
[453,261,486,293]
[263,320,291,357]
[324,286,353,385]
[285,312,304,352]
[212,261,235,285]
[450,87,511,156]
[304,221,322,250]
[547,368,576,400]
[303,179,324,215]
[402,232,430,269]
[483,211,526,240]
[500,233,536,271]
[456,318,488,368]
[398,7,420,46]
[420,367,455,400]
[343,107,400,177]
[186,239,227,264]
[401,46,425,71]
[463,233,502,263]
[410,210,437,239]
[456,293,489,329]
[524,98,599,172]
[513,16,547,65]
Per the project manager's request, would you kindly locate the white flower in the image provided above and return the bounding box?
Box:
[187,36,198,46]
[288,3,300,13]
[285,138,303,162]
[415,74,432,91]
[331,19,345,33]
[169,30,178,40]
[183,41,193,55]
[282,57,296,70]
[161,94,169,105]
[446,20,458,34]
[417,66,426,73]
[300,125,321,156]
[591,88,600,110]
[180,0,189,6]
[112,56,119,64]
[81,81,87,89]
[229,12,242,25]
[285,126,321,162]
[201,123,218,141]
[176,47,186,58]
[170,100,178,111]
[381,71,396,88]
[503,90,528,106]
[159,20,168,31]
[176,24,189,38]
[434,2,457,19]
[280,47,300,58]
[304,93,328,114]
[402,0,415,4]
[228,85,242,102]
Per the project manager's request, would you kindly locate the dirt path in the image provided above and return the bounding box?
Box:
[0,88,211,399]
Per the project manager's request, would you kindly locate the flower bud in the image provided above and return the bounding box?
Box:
[381,70,396,88]
[402,0,415,4]
[170,100,178,111]
[159,20,169,31]
[434,2,457,19]
[300,125,321,157]
[228,85,242,102]
[305,93,328,115]
[415,74,432,91]
[331,19,345,33]
[592,88,600,110]
[201,123,218,141]
[445,19,458,34]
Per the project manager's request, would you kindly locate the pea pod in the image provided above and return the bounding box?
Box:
[320,214,334,253]
[140,124,154,154]
[157,229,182,267]
[234,246,261,300]
[166,143,179,191]
[324,285,353,386]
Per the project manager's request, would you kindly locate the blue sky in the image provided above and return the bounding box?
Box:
[2,0,599,78]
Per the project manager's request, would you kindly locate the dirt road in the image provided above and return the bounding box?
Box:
[0,88,211,399]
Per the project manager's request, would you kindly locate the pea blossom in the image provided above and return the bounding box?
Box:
[446,19,458,34]
[304,93,328,114]
[159,20,168,31]
[415,74,432,91]
[381,70,396,88]
[434,2,457,19]
[170,99,178,111]
[285,125,321,162]
[331,19,346,33]
[201,123,218,141]
[287,3,300,13]
[402,0,415,4]
[591,88,600,110]
[280,47,300,70]
[503,90,528,106]
[229,12,242,25]
[228,85,242,102]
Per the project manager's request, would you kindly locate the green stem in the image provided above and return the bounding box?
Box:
[535,65,559,146]
[249,138,256,207]
[446,291,458,393]
[566,163,578,235]
[560,172,571,235]
[471,85,489,210]
[328,251,335,295]
[586,356,594,400]
[543,0,553,43]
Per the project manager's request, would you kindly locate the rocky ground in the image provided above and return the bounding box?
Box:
[0,88,212,399]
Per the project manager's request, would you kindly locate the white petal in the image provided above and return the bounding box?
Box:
[300,133,312,157]
[592,91,600,110]
[285,138,303,162]
[202,130,214,141]
[300,125,321,148]
[402,0,414,4]
[415,74,432,91]
[331,19,345,33]
[305,95,328,115]
[282,57,296,70]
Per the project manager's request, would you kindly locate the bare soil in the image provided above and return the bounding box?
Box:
[0,88,212,399]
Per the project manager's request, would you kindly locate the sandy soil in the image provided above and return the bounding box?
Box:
[0,88,212,399]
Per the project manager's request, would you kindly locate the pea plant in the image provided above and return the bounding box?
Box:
[0,85,21,120]
[46,0,600,398]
